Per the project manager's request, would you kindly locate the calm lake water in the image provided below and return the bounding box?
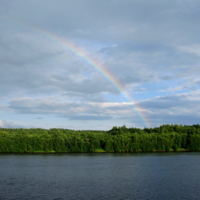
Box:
[0,152,200,200]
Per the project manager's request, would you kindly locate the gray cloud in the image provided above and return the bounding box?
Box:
[36,117,43,120]
[5,97,131,115]
[3,89,200,126]
[1,0,200,44]
[67,115,112,121]
[1,0,200,129]
[137,90,200,126]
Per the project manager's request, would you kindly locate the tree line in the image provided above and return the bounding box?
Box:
[1,124,200,153]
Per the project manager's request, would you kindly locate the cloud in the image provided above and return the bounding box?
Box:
[138,90,200,126]
[3,89,200,127]
[1,1,200,129]
[4,97,134,117]
[2,0,200,44]
[1,0,200,95]
[0,120,25,128]
[36,117,43,120]
[67,115,112,121]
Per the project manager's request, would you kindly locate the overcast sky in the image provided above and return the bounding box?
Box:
[1,0,200,130]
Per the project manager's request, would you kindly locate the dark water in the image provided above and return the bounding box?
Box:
[0,152,200,200]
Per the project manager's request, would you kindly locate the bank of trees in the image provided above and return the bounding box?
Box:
[1,124,200,153]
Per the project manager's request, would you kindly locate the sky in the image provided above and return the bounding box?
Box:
[1,0,200,130]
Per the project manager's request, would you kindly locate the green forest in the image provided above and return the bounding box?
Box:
[1,124,200,153]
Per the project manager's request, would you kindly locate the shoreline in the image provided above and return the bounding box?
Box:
[0,149,194,154]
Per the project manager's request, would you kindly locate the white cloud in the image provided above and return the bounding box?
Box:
[0,120,24,128]
[178,45,200,57]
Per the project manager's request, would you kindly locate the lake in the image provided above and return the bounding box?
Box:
[0,152,200,200]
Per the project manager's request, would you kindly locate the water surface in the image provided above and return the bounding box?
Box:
[0,152,200,199]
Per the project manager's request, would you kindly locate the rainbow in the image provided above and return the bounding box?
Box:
[38,30,150,127]
[9,19,150,127]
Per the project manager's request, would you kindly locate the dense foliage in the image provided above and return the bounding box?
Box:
[1,124,200,153]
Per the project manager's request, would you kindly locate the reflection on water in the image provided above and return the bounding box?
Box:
[0,152,200,200]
